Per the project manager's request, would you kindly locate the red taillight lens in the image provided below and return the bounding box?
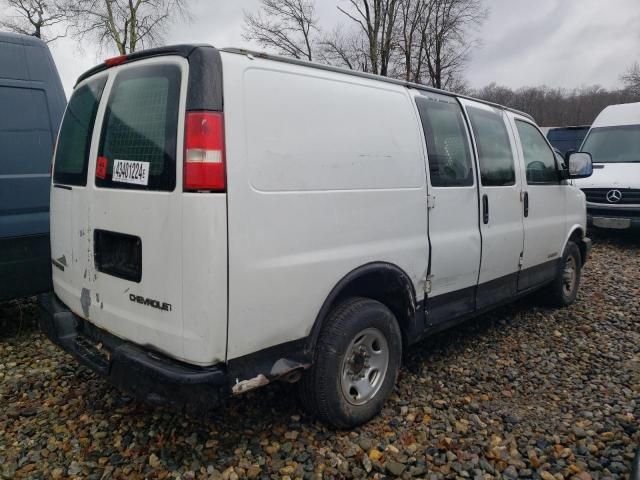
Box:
[184,112,226,191]
[105,55,127,67]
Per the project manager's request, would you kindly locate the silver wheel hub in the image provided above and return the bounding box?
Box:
[563,255,577,296]
[340,328,389,406]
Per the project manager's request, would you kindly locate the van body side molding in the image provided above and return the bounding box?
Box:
[425,259,562,330]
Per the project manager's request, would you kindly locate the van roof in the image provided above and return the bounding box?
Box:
[0,31,47,48]
[221,48,534,121]
[76,43,534,121]
[592,102,640,128]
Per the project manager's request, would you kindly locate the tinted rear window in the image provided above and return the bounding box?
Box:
[96,64,181,191]
[53,77,106,186]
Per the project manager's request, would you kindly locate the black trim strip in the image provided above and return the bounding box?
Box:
[51,258,65,271]
[426,286,475,328]
[517,259,559,292]
[476,272,518,310]
[75,45,223,113]
[424,258,561,335]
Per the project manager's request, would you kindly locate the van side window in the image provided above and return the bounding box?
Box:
[53,77,106,186]
[415,96,474,187]
[466,107,515,187]
[96,64,181,192]
[516,120,560,184]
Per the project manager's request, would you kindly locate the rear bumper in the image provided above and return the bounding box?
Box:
[38,293,229,411]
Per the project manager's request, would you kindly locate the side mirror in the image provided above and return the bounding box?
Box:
[565,152,593,179]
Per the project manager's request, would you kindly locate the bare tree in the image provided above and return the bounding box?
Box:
[336,0,400,76]
[421,0,487,90]
[473,83,640,127]
[243,0,318,61]
[0,0,67,42]
[66,0,187,54]
[319,26,371,71]
[621,62,640,96]
[395,0,429,81]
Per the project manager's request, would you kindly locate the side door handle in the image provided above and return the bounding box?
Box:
[523,191,529,218]
[482,194,489,224]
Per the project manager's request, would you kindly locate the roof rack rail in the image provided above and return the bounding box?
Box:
[221,47,535,121]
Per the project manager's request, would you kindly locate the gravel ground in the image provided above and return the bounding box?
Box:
[1,231,638,480]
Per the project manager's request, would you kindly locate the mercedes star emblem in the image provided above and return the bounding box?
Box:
[606,189,623,203]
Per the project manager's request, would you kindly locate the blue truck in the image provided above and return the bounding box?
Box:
[0,32,66,302]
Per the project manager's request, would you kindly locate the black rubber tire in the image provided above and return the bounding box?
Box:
[544,241,582,307]
[298,297,402,429]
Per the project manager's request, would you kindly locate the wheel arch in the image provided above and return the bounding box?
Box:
[565,225,587,265]
[306,262,420,353]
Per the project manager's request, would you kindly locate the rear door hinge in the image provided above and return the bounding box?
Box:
[518,252,524,268]
[427,194,436,210]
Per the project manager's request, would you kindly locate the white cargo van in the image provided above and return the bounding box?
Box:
[575,102,640,229]
[40,45,593,428]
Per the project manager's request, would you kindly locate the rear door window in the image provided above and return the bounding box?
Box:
[96,64,181,191]
[53,77,106,186]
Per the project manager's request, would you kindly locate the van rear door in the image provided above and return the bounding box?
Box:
[51,53,227,366]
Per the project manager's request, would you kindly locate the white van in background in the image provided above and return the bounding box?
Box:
[576,102,640,229]
[40,45,593,428]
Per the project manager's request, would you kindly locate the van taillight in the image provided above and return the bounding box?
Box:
[184,112,226,192]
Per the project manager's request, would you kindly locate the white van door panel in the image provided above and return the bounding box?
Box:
[509,114,567,289]
[223,53,428,360]
[461,99,524,309]
[51,73,109,322]
[413,92,481,323]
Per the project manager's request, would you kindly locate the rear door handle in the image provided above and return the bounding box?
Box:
[482,194,489,224]
[523,191,529,218]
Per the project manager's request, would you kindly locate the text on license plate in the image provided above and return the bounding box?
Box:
[112,159,150,186]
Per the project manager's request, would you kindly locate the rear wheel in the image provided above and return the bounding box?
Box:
[299,297,402,429]
[544,241,582,307]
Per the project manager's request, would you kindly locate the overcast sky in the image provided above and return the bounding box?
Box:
[48,0,640,97]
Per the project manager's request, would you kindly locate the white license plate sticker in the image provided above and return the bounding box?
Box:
[112,159,150,186]
[592,217,631,229]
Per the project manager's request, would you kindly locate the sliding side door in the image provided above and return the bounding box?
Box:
[414,92,481,325]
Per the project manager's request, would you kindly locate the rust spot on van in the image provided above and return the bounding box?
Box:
[232,374,269,395]
[232,358,310,395]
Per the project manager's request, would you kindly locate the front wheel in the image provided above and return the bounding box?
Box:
[544,241,582,307]
[299,297,402,429]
